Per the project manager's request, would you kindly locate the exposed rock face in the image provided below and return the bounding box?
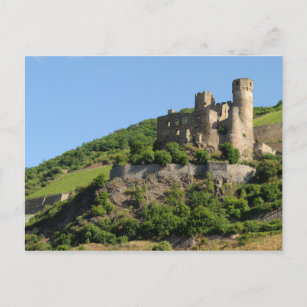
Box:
[105,175,196,208]
[110,163,255,184]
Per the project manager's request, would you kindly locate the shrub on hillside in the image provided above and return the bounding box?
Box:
[25,234,52,251]
[223,197,249,220]
[187,206,217,236]
[114,218,140,240]
[91,174,108,189]
[165,142,189,165]
[141,203,181,239]
[256,160,281,182]
[142,149,155,164]
[164,184,185,207]
[78,223,117,244]
[165,142,180,156]
[154,150,172,167]
[129,139,146,155]
[152,241,172,251]
[194,150,210,165]
[172,150,189,165]
[129,153,143,165]
[91,191,114,216]
[127,184,147,208]
[219,142,240,164]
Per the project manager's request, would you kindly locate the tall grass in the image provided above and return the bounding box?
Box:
[26,166,112,199]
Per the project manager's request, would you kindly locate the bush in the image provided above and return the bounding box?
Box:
[165,142,180,156]
[256,160,281,182]
[187,206,217,236]
[141,203,181,239]
[165,142,189,165]
[129,140,146,155]
[194,150,210,165]
[25,234,52,251]
[223,197,249,220]
[188,190,211,209]
[172,151,189,165]
[142,149,155,164]
[114,218,140,240]
[128,184,147,208]
[79,223,117,244]
[154,150,172,167]
[152,241,172,251]
[219,142,240,164]
[129,153,143,165]
[164,184,185,207]
[91,191,114,216]
[91,174,108,189]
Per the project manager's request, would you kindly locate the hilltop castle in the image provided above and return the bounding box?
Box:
[157,78,256,159]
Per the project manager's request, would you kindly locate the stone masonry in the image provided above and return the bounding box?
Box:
[110,163,256,184]
[157,78,256,159]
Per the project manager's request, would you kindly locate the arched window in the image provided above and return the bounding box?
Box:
[176,130,180,136]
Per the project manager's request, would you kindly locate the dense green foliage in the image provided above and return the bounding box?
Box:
[194,149,210,164]
[165,142,189,165]
[154,150,172,166]
[219,142,240,164]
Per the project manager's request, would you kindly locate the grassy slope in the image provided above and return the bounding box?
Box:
[26,166,112,199]
[253,110,282,127]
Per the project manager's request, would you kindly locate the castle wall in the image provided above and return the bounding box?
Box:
[25,192,71,214]
[110,163,255,184]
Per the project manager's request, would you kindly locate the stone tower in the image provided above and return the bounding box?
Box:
[231,78,254,156]
[195,91,215,110]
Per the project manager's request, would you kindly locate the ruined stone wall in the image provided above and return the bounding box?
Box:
[254,123,282,142]
[25,192,71,214]
[110,163,255,184]
[254,123,282,153]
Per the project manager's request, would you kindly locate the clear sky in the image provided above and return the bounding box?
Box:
[25,56,282,167]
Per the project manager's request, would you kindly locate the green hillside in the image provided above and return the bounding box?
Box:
[26,166,111,199]
[253,110,282,127]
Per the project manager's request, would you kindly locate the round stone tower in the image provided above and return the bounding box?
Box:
[231,78,254,156]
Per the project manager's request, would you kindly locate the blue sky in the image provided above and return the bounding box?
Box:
[25,56,282,167]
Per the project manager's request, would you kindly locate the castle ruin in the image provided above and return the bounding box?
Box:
[157,78,255,159]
